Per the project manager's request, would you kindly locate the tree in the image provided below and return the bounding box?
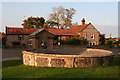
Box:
[22,16,45,28]
[99,34,106,45]
[63,8,76,28]
[46,20,58,28]
[49,6,75,29]
[72,22,78,26]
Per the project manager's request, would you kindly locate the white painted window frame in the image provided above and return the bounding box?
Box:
[83,33,86,39]
[91,34,94,39]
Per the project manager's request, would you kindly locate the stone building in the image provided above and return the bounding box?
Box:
[6,18,100,47]
[30,29,54,51]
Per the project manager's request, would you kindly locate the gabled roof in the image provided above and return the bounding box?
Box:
[7,27,40,35]
[30,28,55,37]
[71,23,90,32]
[30,28,45,36]
[6,23,99,36]
[47,29,79,36]
[6,27,79,36]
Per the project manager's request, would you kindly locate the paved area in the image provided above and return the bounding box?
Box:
[2,48,24,61]
[38,48,118,57]
[1,48,120,61]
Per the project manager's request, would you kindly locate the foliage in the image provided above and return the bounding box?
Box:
[105,40,113,48]
[80,38,88,44]
[99,34,105,45]
[60,38,88,45]
[49,6,76,29]
[103,38,120,48]
[2,57,119,78]
[22,16,45,28]
[113,40,120,44]
[46,20,58,28]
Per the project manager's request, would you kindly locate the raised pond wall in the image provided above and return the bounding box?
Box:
[22,49,114,68]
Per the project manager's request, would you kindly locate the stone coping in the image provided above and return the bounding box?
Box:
[22,49,114,58]
[22,49,114,68]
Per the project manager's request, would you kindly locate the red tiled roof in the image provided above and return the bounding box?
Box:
[47,29,78,35]
[0,32,6,38]
[118,38,120,40]
[7,27,41,34]
[71,24,90,31]
[6,24,90,35]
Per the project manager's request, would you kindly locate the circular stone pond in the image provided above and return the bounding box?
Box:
[22,48,114,68]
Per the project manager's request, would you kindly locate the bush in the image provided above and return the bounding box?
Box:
[105,40,113,48]
[22,43,26,48]
[80,38,88,45]
[60,38,88,45]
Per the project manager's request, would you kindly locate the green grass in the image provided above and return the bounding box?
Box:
[2,57,120,78]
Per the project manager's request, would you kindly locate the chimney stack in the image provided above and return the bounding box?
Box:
[81,18,85,25]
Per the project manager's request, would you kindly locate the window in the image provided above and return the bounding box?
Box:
[89,42,96,46]
[58,36,61,40]
[83,33,86,38]
[18,35,24,40]
[28,36,32,40]
[91,34,94,39]
[28,42,32,46]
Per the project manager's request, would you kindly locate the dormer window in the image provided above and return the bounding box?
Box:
[91,34,94,39]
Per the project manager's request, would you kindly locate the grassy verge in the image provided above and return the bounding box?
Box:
[2,57,120,79]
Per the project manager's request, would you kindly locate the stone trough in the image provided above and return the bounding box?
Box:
[22,48,114,68]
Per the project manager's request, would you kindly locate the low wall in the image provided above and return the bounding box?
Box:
[22,49,114,68]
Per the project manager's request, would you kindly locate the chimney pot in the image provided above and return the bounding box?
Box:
[81,18,85,25]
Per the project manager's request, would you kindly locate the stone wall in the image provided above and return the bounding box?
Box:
[82,24,100,45]
[22,49,114,68]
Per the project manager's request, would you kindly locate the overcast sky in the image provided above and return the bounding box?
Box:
[1,2,118,38]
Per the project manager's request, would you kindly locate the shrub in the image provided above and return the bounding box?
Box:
[60,38,88,45]
[105,40,113,48]
[80,38,88,45]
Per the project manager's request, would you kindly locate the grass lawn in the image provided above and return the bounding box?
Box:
[2,57,120,79]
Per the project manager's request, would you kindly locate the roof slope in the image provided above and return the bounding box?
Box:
[7,27,40,35]
[6,23,95,36]
[71,24,90,32]
[47,29,78,35]
[30,28,45,36]
[6,27,79,35]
